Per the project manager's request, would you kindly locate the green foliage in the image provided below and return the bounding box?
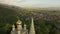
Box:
[0,5,60,34]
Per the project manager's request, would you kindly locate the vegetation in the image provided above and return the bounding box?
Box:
[0,4,60,34]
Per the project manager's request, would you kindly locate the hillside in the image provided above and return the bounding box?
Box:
[0,4,18,34]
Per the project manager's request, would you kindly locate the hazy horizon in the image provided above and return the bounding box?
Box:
[0,0,60,8]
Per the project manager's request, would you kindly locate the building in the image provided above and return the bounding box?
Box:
[10,18,35,34]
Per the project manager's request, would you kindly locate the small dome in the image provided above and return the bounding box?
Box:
[12,24,15,27]
[17,19,22,25]
[24,24,26,26]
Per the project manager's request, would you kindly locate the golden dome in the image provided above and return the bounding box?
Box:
[17,19,22,25]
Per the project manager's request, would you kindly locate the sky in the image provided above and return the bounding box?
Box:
[0,0,60,8]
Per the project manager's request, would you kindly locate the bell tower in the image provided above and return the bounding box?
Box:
[17,19,22,34]
[11,24,15,34]
[24,24,26,30]
[12,24,15,31]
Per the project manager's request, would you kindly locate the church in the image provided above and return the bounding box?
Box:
[10,18,35,34]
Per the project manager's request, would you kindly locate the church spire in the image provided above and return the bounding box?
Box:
[29,17,35,34]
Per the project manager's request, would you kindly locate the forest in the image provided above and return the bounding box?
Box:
[0,4,60,34]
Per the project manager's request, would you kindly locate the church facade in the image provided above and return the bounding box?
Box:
[10,18,35,34]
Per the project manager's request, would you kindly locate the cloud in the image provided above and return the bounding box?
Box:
[0,0,23,4]
[0,0,60,7]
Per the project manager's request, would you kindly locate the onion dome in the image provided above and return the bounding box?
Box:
[17,19,22,25]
